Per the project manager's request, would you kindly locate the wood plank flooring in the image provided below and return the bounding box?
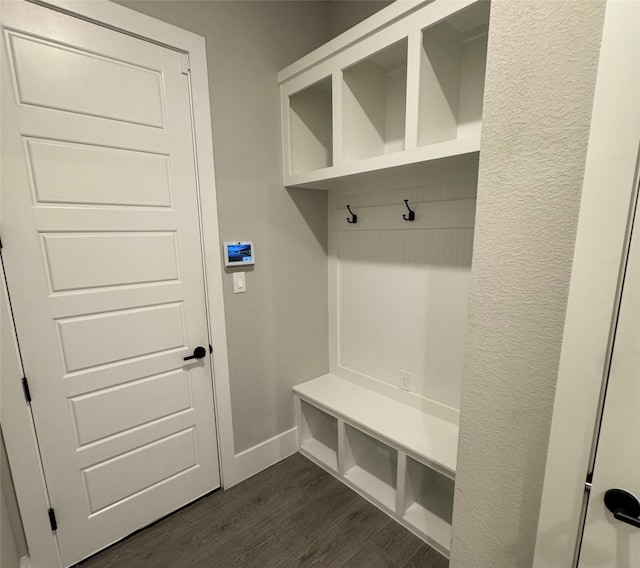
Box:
[79,453,449,568]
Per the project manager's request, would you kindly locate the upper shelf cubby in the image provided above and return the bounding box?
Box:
[419,2,489,146]
[278,0,490,190]
[289,77,333,174]
[343,39,407,162]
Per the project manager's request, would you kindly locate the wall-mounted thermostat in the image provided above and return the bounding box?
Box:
[223,241,254,268]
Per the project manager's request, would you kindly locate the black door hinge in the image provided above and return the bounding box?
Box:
[209,344,213,354]
[585,471,593,492]
[22,377,32,403]
[48,508,57,531]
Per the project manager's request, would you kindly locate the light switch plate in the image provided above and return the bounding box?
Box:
[233,271,246,293]
[399,370,411,391]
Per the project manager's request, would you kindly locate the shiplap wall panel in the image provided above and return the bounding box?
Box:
[334,182,476,411]
[338,227,473,409]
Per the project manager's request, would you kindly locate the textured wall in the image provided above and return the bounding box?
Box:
[450,1,606,567]
[116,1,330,452]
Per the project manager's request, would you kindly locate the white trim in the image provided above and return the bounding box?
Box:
[533,1,640,566]
[327,190,339,374]
[20,556,32,568]
[0,1,236,566]
[178,21,236,492]
[1,270,60,568]
[227,428,299,488]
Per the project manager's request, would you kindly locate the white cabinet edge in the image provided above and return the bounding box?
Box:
[278,0,479,85]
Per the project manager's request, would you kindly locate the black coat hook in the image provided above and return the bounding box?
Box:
[346,205,358,224]
[402,199,415,221]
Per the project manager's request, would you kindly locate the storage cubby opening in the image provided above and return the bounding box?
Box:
[343,39,408,162]
[344,424,397,510]
[289,77,333,174]
[418,1,490,147]
[403,457,454,548]
[300,400,338,470]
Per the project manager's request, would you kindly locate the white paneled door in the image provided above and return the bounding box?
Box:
[578,192,640,567]
[1,2,220,566]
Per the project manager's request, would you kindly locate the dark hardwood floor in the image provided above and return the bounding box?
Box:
[80,453,449,568]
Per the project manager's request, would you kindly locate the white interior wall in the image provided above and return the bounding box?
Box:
[450,1,606,566]
[115,0,332,454]
[116,0,392,457]
[1,495,21,568]
[1,432,27,568]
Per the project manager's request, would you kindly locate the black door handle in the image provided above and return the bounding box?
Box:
[183,346,207,361]
[604,488,640,528]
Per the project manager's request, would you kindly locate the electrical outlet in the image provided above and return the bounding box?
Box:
[399,370,411,392]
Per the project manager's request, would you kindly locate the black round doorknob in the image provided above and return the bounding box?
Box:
[604,488,640,528]
[183,346,207,361]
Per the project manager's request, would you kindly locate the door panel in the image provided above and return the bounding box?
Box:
[82,428,198,514]
[26,138,173,208]
[8,31,165,126]
[0,2,220,565]
[42,232,179,292]
[57,302,187,372]
[578,195,639,567]
[69,369,192,446]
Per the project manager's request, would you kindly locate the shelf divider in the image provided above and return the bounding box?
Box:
[332,70,344,166]
[396,451,408,516]
[337,418,347,475]
[404,29,422,151]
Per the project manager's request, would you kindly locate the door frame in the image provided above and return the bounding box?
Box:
[532,0,640,566]
[0,1,235,567]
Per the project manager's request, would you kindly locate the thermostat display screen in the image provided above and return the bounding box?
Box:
[224,241,254,267]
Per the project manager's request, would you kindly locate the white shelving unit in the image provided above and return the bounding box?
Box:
[294,374,458,556]
[278,0,490,190]
[283,0,490,558]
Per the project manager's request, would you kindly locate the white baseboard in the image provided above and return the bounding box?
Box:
[20,556,31,568]
[225,427,298,488]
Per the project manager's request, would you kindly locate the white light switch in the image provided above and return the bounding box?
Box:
[233,271,246,293]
